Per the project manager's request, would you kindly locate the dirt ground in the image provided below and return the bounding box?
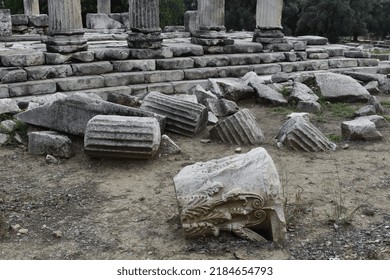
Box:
[0,96,389,260]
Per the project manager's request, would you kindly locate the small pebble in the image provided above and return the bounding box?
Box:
[200,139,210,144]
[342,144,350,150]
[18,228,28,234]
[10,224,21,232]
[46,154,59,164]
[235,147,242,153]
[52,230,63,238]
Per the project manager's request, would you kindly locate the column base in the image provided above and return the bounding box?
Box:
[127,31,163,49]
[46,34,88,54]
[252,28,293,52]
[191,28,234,46]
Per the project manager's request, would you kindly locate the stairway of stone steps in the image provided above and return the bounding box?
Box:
[1,36,390,102]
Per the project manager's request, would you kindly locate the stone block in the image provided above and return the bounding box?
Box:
[0,9,12,37]
[155,57,194,70]
[217,79,254,102]
[55,76,105,91]
[206,98,238,117]
[308,53,329,59]
[193,84,217,105]
[128,48,173,59]
[12,25,28,33]
[172,80,209,94]
[297,36,328,45]
[0,98,21,114]
[224,41,264,54]
[357,59,379,67]
[71,61,113,76]
[279,63,294,73]
[102,72,145,87]
[140,91,208,136]
[328,59,358,69]
[184,68,219,80]
[111,60,156,72]
[165,43,204,57]
[145,70,184,83]
[0,69,27,83]
[28,131,73,158]
[11,14,29,25]
[341,118,382,141]
[84,115,160,159]
[184,11,198,34]
[192,55,229,68]
[252,64,281,76]
[173,147,287,242]
[228,54,262,65]
[8,80,57,97]
[227,66,254,78]
[25,65,73,80]
[28,15,48,27]
[146,83,174,95]
[15,93,166,136]
[258,53,286,63]
[344,51,370,58]
[159,134,181,155]
[1,52,45,67]
[86,13,124,29]
[0,84,9,98]
[325,47,346,57]
[94,48,130,60]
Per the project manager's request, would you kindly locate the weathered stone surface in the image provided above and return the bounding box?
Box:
[184,68,219,80]
[147,82,174,94]
[155,57,194,70]
[353,105,377,117]
[28,131,73,158]
[12,14,29,25]
[364,81,380,95]
[297,36,328,45]
[328,59,358,69]
[208,111,219,124]
[193,84,217,105]
[173,80,209,94]
[293,41,307,51]
[111,60,156,72]
[343,71,379,83]
[315,73,371,102]
[252,64,282,75]
[25,65,73,80]
[0,69,27,83]
[271,72,290,83]
[242,72,287,106]
[0,9,12,37]
[29,15,48,27]
[44,51,93,65]
[55,76,105,91]
[15,94,166,136]
[325,47,346,57]
[97,0,111,14]
[344,51,370,58]
[8,80,57,97]
[0,52,45,67]
[140,91,208,136]
[308,53,329,60]
[159,134,181,155]
[0,119,16,132]
[205,98,239,117]
[289,82,319,103]
[296,100,321,113]
[0,133,9,145]
[173,147,286,242]
[276,114,336,152]
[0,98,21,114]
[184,11,198,34]
[341,118,382,141]
[94,48,130,60]
[102,72,145,87]
[166,43,204,57]
[145,70,184,83]
[367,96,384,114]
[128,48,173,59]
[84,115,161,159]
[210,109,264,145]
[358,58,379,67]
[86,13,124,29]
[216,79,254,102]
[191,56,228,68]
[71,61,113,76]
[355,115,389,129]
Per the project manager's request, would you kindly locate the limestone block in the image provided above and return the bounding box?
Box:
[147,83,175,95]
[111,60,156,72]
[353,105,376,117]
[11,14,29,25]
[355,115,389,129]
[276,115,336,152]
[28,15,48,27]
[12,25,29,33]
[358,59,379,67]
[343,71,379,83]
[296,100,321,113]
[341,118,382,141]
[284,52,297,62]
[0,98,21,114]
[128,48,174,59]
[344,51,370,58]
[140,91,208,137]
[0,69,27,83]
[229,54,262,66]
[25,65,73,80]
[315,73,371,102]
[308,53,329,60]
[184,68,219,80]
[289,82,319,103]
[216,79,254,102]
[0,84,9,98]
[155,57,194,70]
[271,72,290,83]
[102,72,145,87]
[159,134,181,155]
[227,66,254,78]
[15,93,166,136]
[84,115,160,159]
[0,133,9,145]
[44,51,94,65]
[210,109,265,145]
[0,9,12,37]
[328,59,358,69]
[172,80,209,94]
[297,36,328,45]
[192,55,229,68]
[0,119,16,132]
[28,131,73,158]
[364,81,380,95]
[1,52,45,67]
[166,43,204,57]
[55,76,105,91]
[184,11,198,34]
[205,98,239,117]
[86,13,124,29]
[193,85,217,105]
[71,61,113,76]
[295,52,307,61]
[8,80,56,97]
[293,41,307,51]
[145,70,184,83]
[258,53,286,63]
[252,64,282,75]
[325,47,346,57]
[173,147,286,242]
[367,96,384,114]
[94,48,130,61]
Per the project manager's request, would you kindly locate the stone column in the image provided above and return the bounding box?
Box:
[0,9,12,37]
[253,0,292,51]
[127,0,162,49]
[46,0,88,54]
[191,0,233,46]
[97,0,111,14]
[23,0,40,16]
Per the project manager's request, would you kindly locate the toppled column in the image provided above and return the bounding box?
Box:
[191,0,233,46]
[46,0,88,54]
[210,109,265,145]
[127,0,162,49]
[84,115,161,159]
[23,0,40,16]
[174,147,287,242]
[253,0,292,51]
[0,9,12,37]
[97,0,111,14]
[140,91,208,137]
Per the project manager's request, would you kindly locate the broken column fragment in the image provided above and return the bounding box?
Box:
[276,114,337,152]
[28,131,73,158]
[341,118,382,141]
[140,91,208,137]
[84,115,161,159]
[15,94,166,136]
[210,109,265,145]
[173,147,287,242]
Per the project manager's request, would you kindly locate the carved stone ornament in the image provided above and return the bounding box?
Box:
[174,147,287,242]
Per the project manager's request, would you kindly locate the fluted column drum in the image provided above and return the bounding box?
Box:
[46,0,87,54]
[97,0,111,14]
[127,0,162,49]
[23,0,40,16]
[256,0,283,29]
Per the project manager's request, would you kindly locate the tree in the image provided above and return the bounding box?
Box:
[225,0,256,31]
[160,0,186,27]
[282,0,304,36]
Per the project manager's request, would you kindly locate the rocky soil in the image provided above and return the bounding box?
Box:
[0,97,389,260]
